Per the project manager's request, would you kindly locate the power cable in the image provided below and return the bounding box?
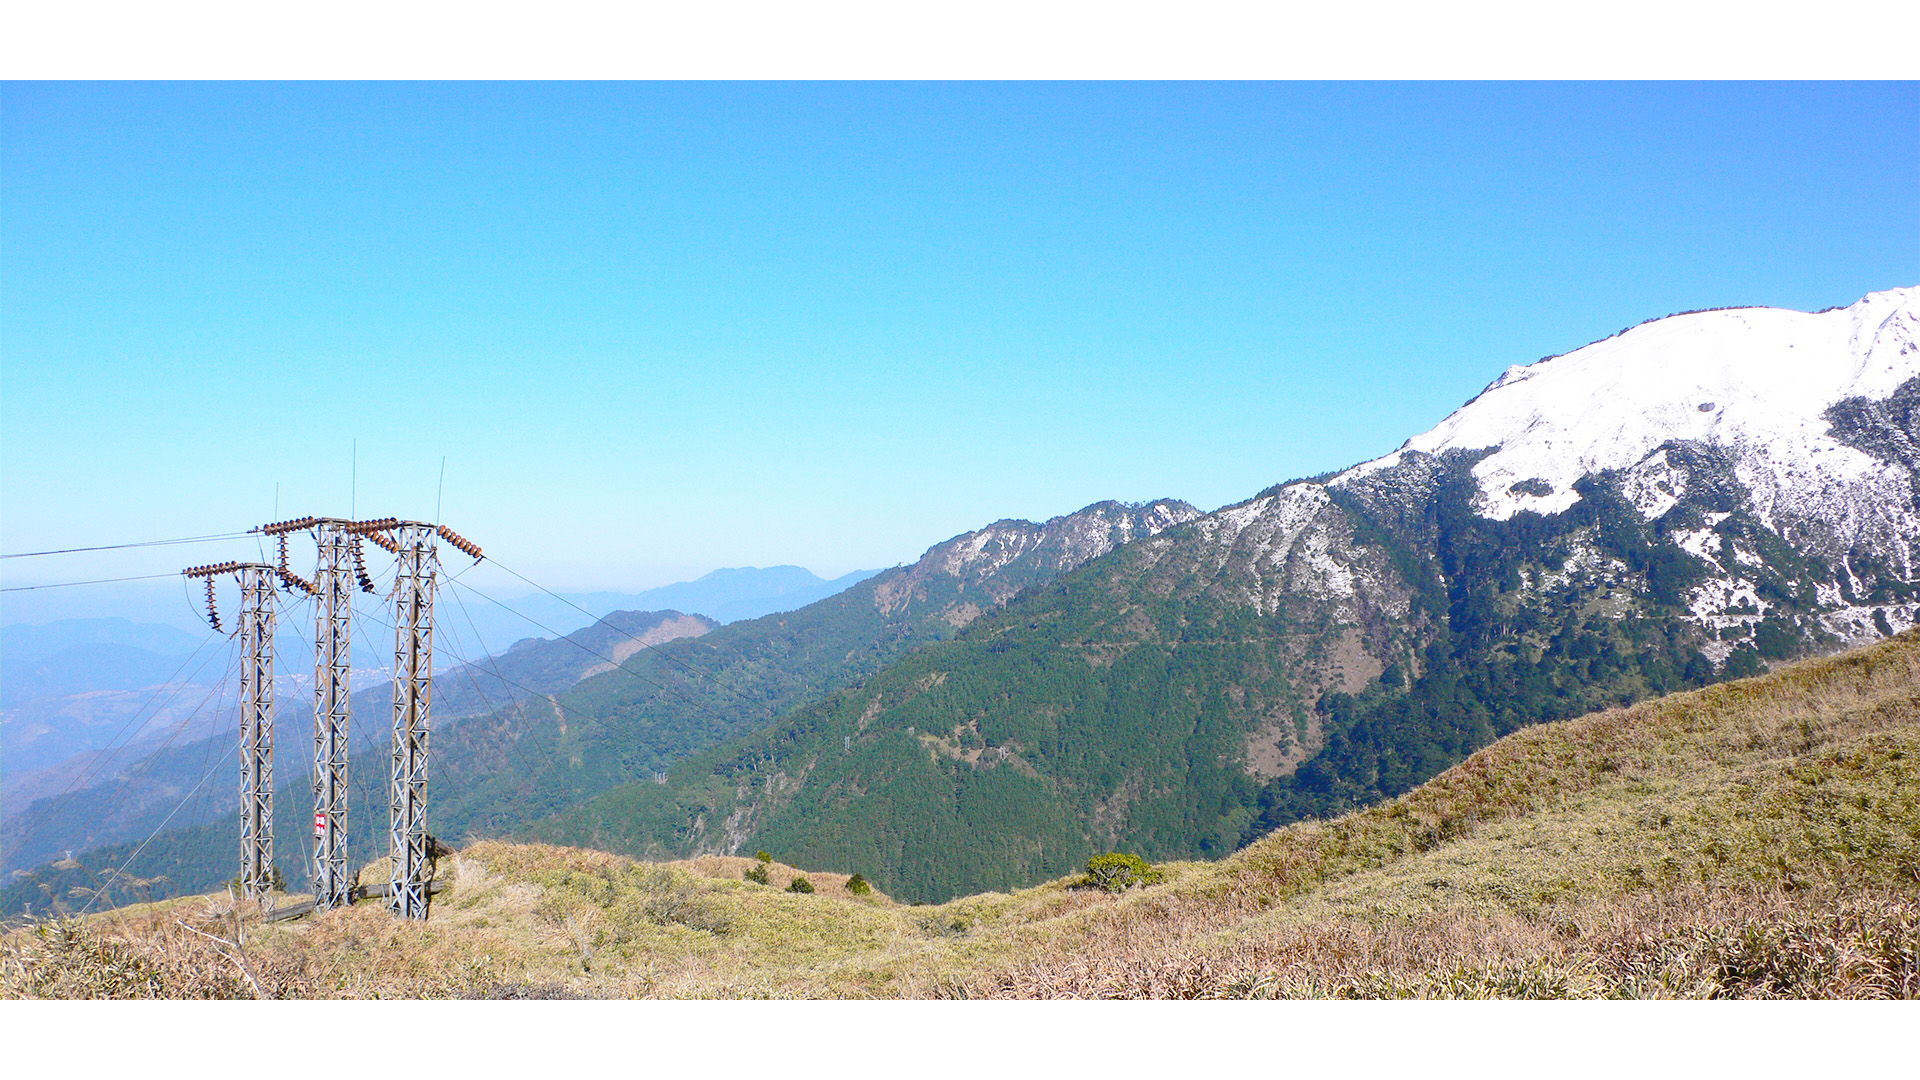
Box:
[441,571,548,719]
[2,531,253,559]
[482,556,763,713]
[5,631,234,862]
[438,581,627,732]
[433,612,603,739]
[445,577,741,730]
[70,647,243,830]
[181,646,242,838]
[2,572,186,592]
[346,571,401,831]
[77,737,241,917]
[274,588,324,892]
[13,643,241,913]
[26,579,310,897]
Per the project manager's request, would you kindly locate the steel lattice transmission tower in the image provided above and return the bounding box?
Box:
[242,513,480,921]
[386,523,437,918]
[250,515,358,911]
[368,520,480,919]
[236,565,278,899]
[181,560,279,901]
[311,519,356,909]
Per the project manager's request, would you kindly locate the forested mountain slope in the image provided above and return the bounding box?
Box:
[12,632,1915,999]
[0,500,1197,914]
[532,287,1920,903]
[1,609,717,876]
[428,498,1199,838]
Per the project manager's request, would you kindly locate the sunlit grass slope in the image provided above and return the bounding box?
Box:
[8,631,1916,998]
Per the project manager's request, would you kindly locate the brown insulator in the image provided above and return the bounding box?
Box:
[351,537,376,593]
[203,576,222,632]
[277,566,316,595]
[435,524,483,561]
[183,560,242,579]
[365,530,400,554]
[251,516,309,536]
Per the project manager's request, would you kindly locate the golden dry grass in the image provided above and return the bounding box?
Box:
[8,632,1917,999]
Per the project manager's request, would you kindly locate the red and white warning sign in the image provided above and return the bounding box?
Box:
[314,812,327,839]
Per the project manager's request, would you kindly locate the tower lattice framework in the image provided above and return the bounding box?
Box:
[230,513,481,921]
[387,522,437,919]
[183,560,282,901]
[311,519,354,910]
[237,564,277,899]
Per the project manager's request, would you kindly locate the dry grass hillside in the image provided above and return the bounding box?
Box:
[7,631,1917,999]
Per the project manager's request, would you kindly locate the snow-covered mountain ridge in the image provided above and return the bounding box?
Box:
[1311,286,1920,652]
[1338,286,1919,525]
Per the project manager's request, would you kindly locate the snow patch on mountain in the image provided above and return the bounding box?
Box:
[1335,288,1920,544]
[1183,484,1415,623]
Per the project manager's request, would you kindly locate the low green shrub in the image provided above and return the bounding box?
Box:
[743,864,770,885]
[787,876,815,894]
[1080,853,1164,893]
[846,873,872,896]
[755,851,773,863]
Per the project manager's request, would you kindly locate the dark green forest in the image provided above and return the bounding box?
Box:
[533,454,1862,904]
[3,505,1194,916]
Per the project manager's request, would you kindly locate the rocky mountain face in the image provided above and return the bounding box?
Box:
[427,498,1202,837]
[868,501,1204,626]
[1333,286,1918,656]
[531,287,1920,903]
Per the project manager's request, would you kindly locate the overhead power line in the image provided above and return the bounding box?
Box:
[446,576,743,731]
[436,588,656,743]
[2,531,253,559]
[482,556,765,715]
[2,572,186,592]
[3,631,232,866]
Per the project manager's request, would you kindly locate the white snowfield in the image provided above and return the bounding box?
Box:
[1336,286,1920,529]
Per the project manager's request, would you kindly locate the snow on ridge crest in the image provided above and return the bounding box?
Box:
[1332,286,1920,525]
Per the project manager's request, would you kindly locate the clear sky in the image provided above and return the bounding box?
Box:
[4,81,1917,608]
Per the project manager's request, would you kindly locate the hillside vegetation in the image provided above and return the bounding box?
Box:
[1,502,1195,916]
[9,631,1916,998]
[0,608,717,879]
[517,292,1920,905]
[534,455,1901,903]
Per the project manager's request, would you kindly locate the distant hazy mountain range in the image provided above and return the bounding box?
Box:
[449,566,882,655]
[599,566,885,626]
[1,501,1193,901]
[0,565,872,874]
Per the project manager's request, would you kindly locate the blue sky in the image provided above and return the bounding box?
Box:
[4,81,1916,607]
